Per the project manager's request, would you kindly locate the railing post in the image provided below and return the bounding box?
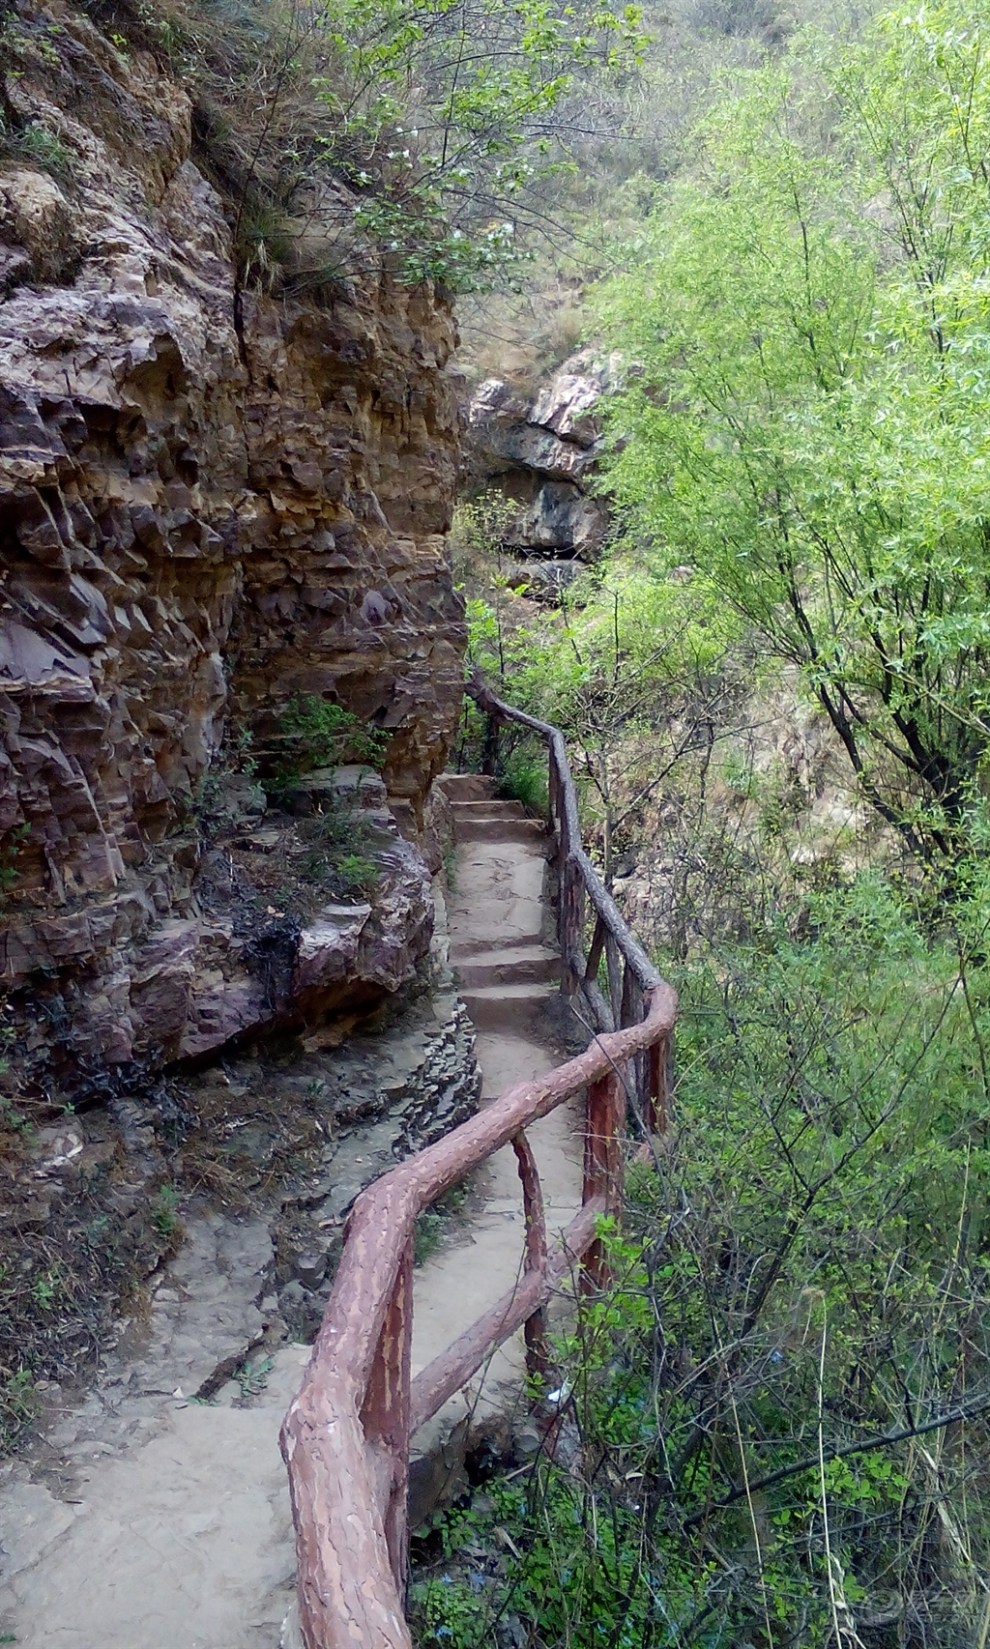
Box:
[621,969,649,1127]
[560,857,585,994]
[581,1071,623,1292]
[584,914,606,988]
[605,932,622,1029]
[512,1132,550,1381]
[359,1237,414,1598]
[647,1028,673,1135]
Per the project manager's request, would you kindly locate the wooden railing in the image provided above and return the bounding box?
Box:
[280,679,677,1649]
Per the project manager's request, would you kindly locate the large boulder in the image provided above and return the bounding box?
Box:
[465,349,620,564]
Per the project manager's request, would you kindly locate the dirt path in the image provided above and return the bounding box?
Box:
[0,777,581,1647]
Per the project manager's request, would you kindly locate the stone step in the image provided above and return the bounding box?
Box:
[450,921,548,957]
[437,773,496,802]
[459,980,560,1034]
[449,798,530,821]
[455,945,561,989]
[454,815,548,845]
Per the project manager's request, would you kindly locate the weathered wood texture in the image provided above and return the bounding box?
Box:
[282,679,677,1649]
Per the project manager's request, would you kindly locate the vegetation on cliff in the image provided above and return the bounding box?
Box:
[598,0,990,865]
[66,0,644,291]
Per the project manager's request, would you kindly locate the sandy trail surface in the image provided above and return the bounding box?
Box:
[0,778,581,1647]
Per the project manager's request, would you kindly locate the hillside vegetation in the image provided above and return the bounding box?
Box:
[40,0,644,293]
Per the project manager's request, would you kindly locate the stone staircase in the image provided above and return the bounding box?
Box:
[406,775,582,1512]
[440,774,561,1060]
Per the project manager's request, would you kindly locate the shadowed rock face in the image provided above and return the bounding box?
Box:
[0,0,465,1095]
[464,349,618,570]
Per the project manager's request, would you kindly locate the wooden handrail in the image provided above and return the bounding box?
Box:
[281,680,677,1649]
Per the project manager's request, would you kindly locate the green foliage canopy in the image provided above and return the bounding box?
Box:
[317,0,646,285]
[110,0,644,290]
[596,0,990,858]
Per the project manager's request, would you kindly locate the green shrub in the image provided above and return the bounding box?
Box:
[413,1182,468,1267]
[277,697,386,777]
[0,1367,37,1453]
[496,748,548,815]
[334,852,378,895]
[151,1184,180,1238]
[0,118,72,175]
[414,867,990,1645]
[0,824,28,906]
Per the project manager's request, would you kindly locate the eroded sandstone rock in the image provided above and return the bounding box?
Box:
[0,0,465,1095]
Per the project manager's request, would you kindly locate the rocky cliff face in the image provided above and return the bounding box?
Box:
[465,349,616,596]
[0,0,465,1098]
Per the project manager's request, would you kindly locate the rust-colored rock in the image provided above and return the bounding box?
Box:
[0,0,465,1094]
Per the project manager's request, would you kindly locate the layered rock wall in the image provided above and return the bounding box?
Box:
[465,348,616,594]
[0,0,465,1096]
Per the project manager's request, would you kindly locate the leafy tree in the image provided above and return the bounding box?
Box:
[463,555,740,884]
[533,567,740,885]
[128,0,645,290]
[315,0,646,285]
[596,1,990,862]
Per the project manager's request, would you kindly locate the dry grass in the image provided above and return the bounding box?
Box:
[78,0,369,289]
[0,1122,175,1450]
[457,282,590,388]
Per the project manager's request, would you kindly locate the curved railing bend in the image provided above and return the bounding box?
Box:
[281,679,677,1649]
